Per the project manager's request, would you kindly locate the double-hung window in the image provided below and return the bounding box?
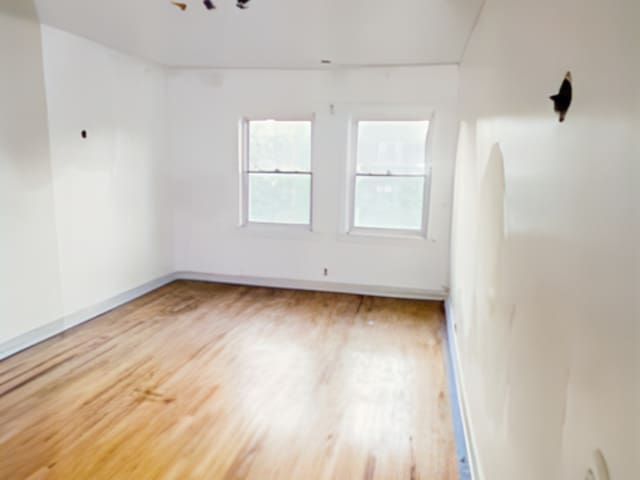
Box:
[241,119,312,226]
[351,120,431,233]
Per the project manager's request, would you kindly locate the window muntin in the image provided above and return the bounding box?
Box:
[352,120,430,232]
[243,120,312,226]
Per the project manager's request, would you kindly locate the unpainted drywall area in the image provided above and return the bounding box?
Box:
[450,0,639,479]
[0,0,63,343]
[167,66,459,294]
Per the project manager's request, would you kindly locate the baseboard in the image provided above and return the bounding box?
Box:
[0,271,445,361]
[62,273,177,330]
[0,273,176,361]
[175,271,447,301]
[0,319,67,362]
[445,298,481,480]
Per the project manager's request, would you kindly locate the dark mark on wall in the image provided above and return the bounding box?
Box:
[550,71,573,122]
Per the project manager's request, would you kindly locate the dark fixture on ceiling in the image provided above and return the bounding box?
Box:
[171,0,251,10]
[171,1,187,10]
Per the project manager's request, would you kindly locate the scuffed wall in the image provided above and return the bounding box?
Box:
[450,0,638,479]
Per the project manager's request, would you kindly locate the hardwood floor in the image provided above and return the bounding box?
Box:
[0,281,458,479]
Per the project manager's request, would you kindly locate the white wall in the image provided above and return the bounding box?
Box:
[0,1,63,342]
[2,19,457,350]
[1,18,173,350]
[167,66,459,295]
[42,26,172,316]
[450,1,639,479]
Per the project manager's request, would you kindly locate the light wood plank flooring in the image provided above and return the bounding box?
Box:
[0,281,457,479]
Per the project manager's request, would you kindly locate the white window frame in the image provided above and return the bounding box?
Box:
[239,116,315,230]
[347,109,435,237]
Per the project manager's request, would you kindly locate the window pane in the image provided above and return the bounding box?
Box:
[249,120,311,171]
[354,176,424,230]
[356,121,429,175]
[248,173,311,224]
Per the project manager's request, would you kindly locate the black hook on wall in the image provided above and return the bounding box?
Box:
[550,71,573,123]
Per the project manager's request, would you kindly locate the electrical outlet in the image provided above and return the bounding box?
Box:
[323,268,328,277]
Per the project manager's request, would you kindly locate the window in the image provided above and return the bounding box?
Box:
[351,120,431,233]
[241,119,312,226]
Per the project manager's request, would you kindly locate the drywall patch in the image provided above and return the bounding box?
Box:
[475,142,506,317]
[474,142,513,425]
[586,450,610,480]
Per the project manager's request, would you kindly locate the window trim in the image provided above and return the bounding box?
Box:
[347,114,435,237]
[239,116,315,230]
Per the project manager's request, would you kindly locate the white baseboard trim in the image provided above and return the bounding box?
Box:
[0,271,445,361]
[62,273,177,331]
[0,319,66,362]
[175,271,447,301]
[0,273,176,361]
[445,298,482,480]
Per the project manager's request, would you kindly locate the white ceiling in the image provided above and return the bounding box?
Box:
[34,0,484,68]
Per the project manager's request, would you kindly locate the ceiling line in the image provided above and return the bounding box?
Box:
[459,0,488,63]
[166,62,460,71]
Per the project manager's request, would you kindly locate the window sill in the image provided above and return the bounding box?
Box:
[236,222,318,240]
[337,229,434,246]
